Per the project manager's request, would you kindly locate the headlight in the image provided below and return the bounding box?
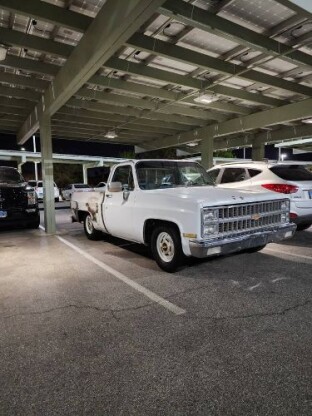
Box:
[27,191,36,205]
[202,208,219,238]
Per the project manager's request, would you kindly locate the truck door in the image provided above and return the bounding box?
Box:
[103,164,136,240]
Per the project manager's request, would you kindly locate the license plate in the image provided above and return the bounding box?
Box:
[309,190,312,199]
[0,210,7,218]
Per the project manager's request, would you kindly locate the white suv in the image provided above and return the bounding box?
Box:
[207,162,312,231]
[28,180,60,202]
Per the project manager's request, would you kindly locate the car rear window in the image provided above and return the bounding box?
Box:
[270,165,312,181]
[248,168,262,178]
[75,184,90,189]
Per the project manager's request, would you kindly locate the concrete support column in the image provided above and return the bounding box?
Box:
[17,155,26,173]
[252,140,265,161]
[200,137,214,169]
[83,164,88,184]
[40,115,56,234]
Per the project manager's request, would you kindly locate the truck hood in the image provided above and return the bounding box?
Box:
[149,186,287,206]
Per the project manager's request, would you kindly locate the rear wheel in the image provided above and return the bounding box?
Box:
[83,213,102,240]
[151,225,184,272]
[296,223,311,231]
[245,244,266,253]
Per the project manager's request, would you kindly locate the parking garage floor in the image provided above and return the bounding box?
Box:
[0,207,311,415]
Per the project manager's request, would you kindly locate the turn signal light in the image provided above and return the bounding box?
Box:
[261,184,298,194]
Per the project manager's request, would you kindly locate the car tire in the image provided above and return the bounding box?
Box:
[55,197,60,202]
[296,223,311,231]
[151,225,184,272]
[27,216,40,229]
[245,244,266,253]
[83,213,102,240]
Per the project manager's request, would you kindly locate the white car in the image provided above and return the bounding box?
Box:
[207,161,312,231]
[62,183,93,200]
[28,180,60,202]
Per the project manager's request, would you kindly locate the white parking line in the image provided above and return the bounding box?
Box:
[264,247,312,261]
[57,236,186,316]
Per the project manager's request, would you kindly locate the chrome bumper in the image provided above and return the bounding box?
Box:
[189,223,297,258]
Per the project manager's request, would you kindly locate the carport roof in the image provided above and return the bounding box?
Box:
[0,0,312,152]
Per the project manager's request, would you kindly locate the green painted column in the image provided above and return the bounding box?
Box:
[200,137,214,169]
[40,114,56,234]
[252,141,265,161]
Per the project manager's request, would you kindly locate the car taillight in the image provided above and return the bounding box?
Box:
[290,212,298,219]
[261,184,298,194]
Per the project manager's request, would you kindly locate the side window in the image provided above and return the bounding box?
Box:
[111,165,134,191]
[248,168,262,178]
[221,168,247,184]
[207,169,220,183]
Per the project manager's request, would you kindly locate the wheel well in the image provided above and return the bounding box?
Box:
[78,210,88,223]
[143,219,180,246]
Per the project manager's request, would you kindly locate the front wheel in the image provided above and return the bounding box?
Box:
[83,213,102,240]
[151,225,184,272]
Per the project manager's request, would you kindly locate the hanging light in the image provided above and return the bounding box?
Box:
[105,130,118,139]
[0,45,7,61]
[194,93,218,104]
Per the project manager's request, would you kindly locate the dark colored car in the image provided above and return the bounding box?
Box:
[0,166,40,229]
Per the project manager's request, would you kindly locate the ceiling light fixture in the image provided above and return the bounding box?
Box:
[0,45,7,61]
[186,142,199,147]
[105,130,118,139]
[303,118,312,124]
[194,93,218,105]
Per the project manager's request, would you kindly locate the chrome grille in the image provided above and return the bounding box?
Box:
[205,200,287,239]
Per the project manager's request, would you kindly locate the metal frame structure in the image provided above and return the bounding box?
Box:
[0,0,311,232]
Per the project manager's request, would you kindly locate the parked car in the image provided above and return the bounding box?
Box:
[94,181,106,191]
[71,159,296,272]
[28,180,60,202]
[0,166,40,229]
[62,183,93,200]
[207,161,312,231]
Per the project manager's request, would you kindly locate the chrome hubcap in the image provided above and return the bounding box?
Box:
[86,215,93,233]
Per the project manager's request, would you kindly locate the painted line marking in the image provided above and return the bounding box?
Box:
[56,236,186,316]
[248,282,261,291]
[264,247,312,261]
[272,277,288,283]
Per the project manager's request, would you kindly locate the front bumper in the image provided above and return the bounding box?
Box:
[189,223,297,258]
[0,208,39,229]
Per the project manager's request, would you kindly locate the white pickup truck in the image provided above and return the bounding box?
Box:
[71,159,296,272]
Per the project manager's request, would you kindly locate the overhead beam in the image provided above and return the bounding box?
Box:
[1,55,59,77]
[126,34,312,97]
[0,73,49,90]
[0,85,40,101]
[74,87,225,121]
[141,98,312,150]
[65,98,207,125]
[17,0,168,144]
[160,0,312,67]
[0,27,73,58]
[104,57,284,106]
[0,0,92,32]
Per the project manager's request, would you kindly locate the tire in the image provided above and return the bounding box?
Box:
[151,225,184,272]
[245,244,266,253]
[27,216,40,229]
[83,213,102,240]
[55,197,60,202]
[296,223,311,231]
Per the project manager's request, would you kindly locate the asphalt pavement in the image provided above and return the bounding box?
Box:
[0,209,311,415]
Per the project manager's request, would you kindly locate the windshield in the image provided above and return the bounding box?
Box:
[270,165,312,181]
[136,161,214,190]
[0,167,24,184]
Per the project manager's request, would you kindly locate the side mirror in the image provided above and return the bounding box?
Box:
[108,181,122,192]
